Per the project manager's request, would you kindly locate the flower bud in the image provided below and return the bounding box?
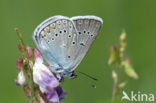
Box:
[15,70,26,86]
[23,85,31,98]
[18,43,25,54]
[26,46,33,58]
[120,30,126,42]
[34,49,42,58]
[122,58,138,79]
[118,82,126,89]
[16,58,23,71]
[23,58,29,68]
[112,70,118,81]
[108,46,119,65]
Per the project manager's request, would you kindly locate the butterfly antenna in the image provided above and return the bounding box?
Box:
[76,71,98,81]
[78,75,96,88]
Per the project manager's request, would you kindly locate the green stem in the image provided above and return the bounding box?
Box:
[112,64,119,103]
[30,67,35,103]
[15,28,26,51]
[112,76,117,103]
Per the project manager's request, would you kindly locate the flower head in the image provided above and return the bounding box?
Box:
[15,29,66,103]
[33,49,66,103]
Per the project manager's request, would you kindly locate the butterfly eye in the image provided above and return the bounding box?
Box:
[55,68,60,71]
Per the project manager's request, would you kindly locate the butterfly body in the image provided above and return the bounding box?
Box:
[33,15,103,78]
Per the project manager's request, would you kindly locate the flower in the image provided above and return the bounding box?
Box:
[122,58,138,79]
[23,85,31,98]
[16,58,22,71]
[55,86,66,100]
[33,49,66,103]
[16,70,26,86]
[16,58,26,86]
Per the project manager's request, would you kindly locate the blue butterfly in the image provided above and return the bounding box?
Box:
[33,15,103,79]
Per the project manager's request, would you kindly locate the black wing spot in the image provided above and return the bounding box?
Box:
[78,32,81,34]
[72,42,75,44]
[87,31,90,34]
[68,35,71,38]
[52,38,54,40]
[64,30,66,33]
[60,31,62,33]
[55,34,58,36]
[80,43,85,46]
[91,34,93,37]
[84,30,86,33]
[68,56,71,58]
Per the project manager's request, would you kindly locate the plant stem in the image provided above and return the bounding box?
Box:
[15,28,26,51]
[112,64,119,103]
[112,76,117,103]
[30,68,35,103]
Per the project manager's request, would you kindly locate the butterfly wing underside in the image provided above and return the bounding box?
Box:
[68,16,103,72]
[33,16,78,72]
[33,15,103,74]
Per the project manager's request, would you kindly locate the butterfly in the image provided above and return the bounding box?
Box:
[33,15,103,79]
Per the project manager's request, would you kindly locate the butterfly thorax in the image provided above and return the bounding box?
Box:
[55,68,77,79]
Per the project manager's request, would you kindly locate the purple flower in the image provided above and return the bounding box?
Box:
[55,86,66,100]
[33,49,66,103]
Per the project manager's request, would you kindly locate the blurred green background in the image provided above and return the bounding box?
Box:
[0,0,156,103]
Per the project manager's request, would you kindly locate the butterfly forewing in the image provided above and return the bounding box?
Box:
[33,16,78,72]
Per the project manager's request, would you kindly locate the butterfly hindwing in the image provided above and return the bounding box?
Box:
[68,16,103,71]
[33,16,78,72]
